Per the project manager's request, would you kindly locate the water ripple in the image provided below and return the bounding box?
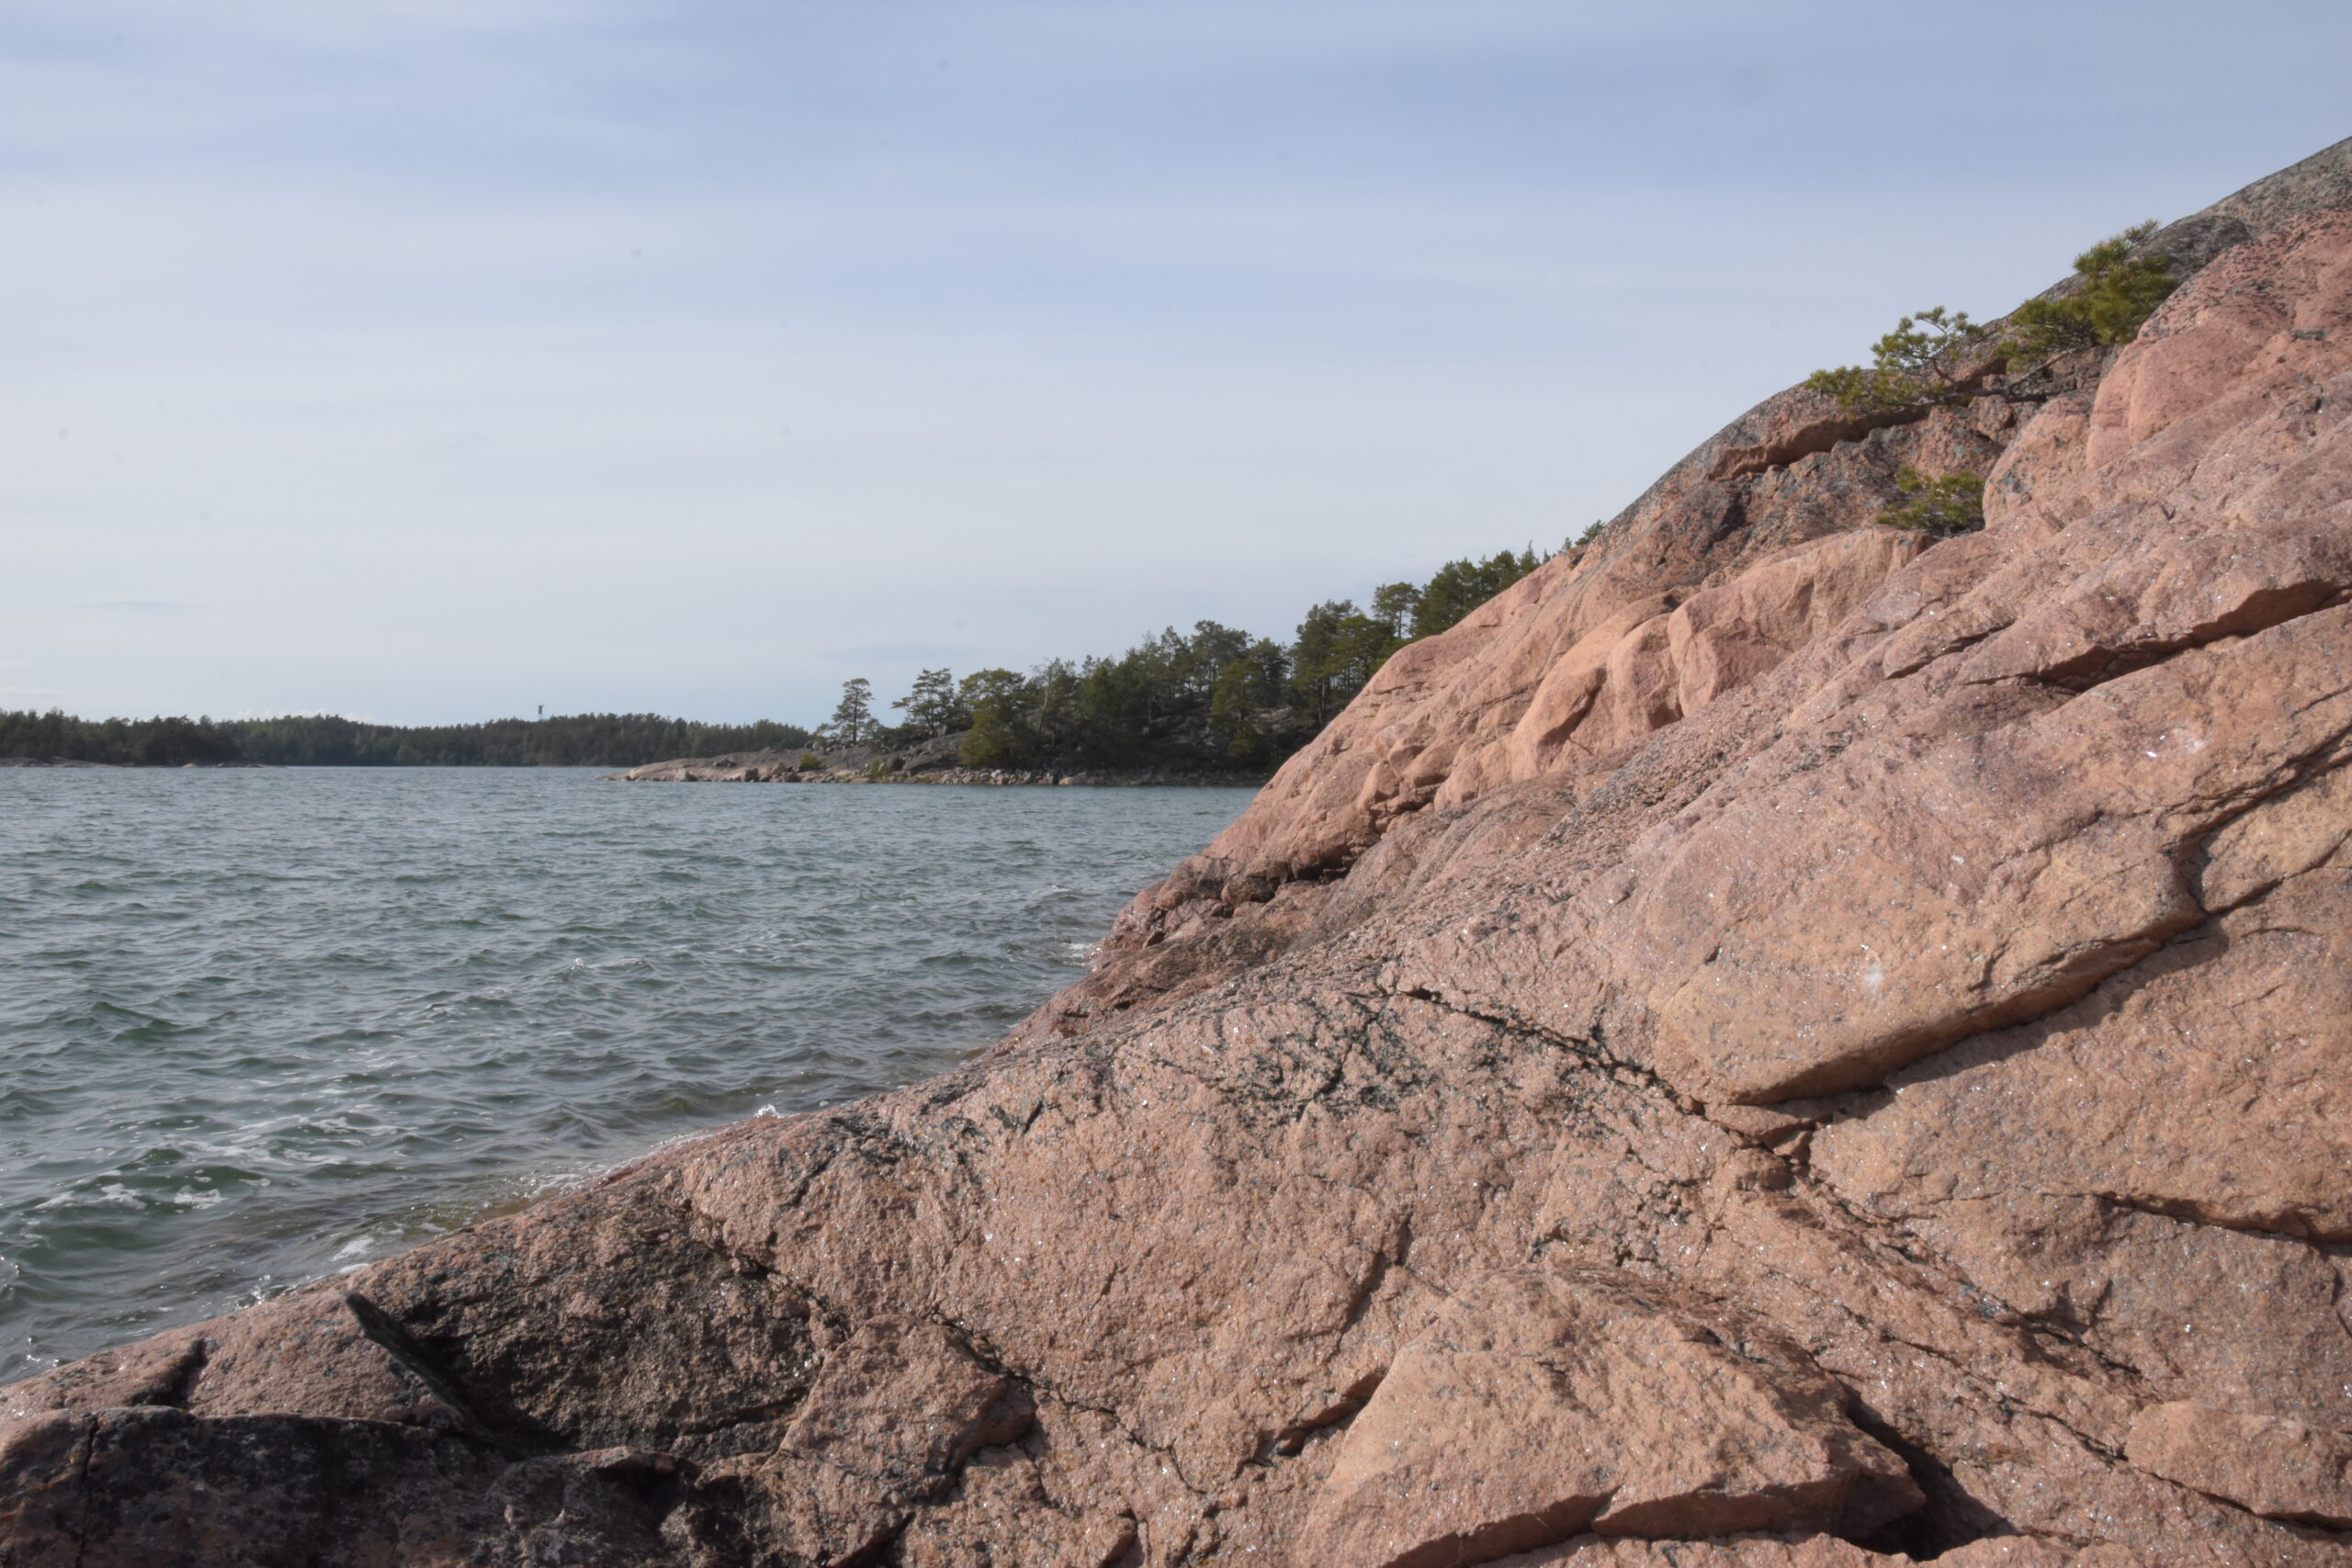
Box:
[0,770,1248,1380]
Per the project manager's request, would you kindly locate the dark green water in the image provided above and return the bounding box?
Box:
[0,769,1250,1382]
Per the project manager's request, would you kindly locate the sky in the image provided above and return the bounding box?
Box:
[5,2,2347,727]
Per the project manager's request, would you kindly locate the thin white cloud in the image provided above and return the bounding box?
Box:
[3,0,2346,722]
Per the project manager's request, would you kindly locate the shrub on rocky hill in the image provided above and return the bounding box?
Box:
[1805,305,1989,415]
[1875,466,1984,536]
[2006,220,2181,360]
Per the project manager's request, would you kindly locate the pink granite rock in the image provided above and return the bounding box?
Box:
[9,139,2352,1568]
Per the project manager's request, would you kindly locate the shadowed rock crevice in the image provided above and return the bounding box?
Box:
[2004,582,2352,695]
[1839,1408,2004,1561]
[1706,406,1939,483]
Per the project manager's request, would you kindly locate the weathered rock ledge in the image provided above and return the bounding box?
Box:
[7,138,2352,1566]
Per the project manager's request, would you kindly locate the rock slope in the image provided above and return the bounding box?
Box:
[6,139,2352,1566]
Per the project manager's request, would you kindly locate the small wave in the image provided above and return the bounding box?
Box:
[0,772,1246,1382]
[229,1275,288,1311]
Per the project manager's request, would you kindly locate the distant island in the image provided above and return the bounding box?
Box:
[5,546,1550,777]
[0,710,818,770]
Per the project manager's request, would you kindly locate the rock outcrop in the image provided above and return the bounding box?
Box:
[607,747,1244,788]
[1015,134,2352,1050]
[8,138,2352,1566]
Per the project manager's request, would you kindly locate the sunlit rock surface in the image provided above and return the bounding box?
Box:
[7,137,2352,1567]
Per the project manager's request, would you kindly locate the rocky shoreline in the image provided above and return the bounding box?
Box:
[605,747,1266,788]
[6,137,2352,1566]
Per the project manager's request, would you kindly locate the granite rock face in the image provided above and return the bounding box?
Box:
[1020,135,2352,1051]
[1295,1268,1923,1566]
[8,141,2352,1566]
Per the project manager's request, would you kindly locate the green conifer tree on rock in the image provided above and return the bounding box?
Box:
[827,678,875,745]
[1876,467,1984,537]
[956,670,1032,768]
[1408,548,1543,640]
[892,669,965,737]
[2005,221,2180,361]
[1804,307,1990,416]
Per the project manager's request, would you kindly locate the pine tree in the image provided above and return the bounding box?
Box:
[1805,307,1989,416]
[1371,581,1422,639]
[1408,548,1542,640]
[2005,222,2179,361]
[828,678,875,745]
[1208,640,1291,763]
[1876,467,1984,536]
[892,668,964,736]
[1289,602,1400,724]
[956,670,1031,768]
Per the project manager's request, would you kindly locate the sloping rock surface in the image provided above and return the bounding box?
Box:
[7,139,2352,1567]
[1295,1268,1923,1566]
[1018,133,2352,1049]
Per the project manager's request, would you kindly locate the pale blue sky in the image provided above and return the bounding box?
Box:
[6,1,2347,725]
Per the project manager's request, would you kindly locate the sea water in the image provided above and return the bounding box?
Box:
[0,768,1250,1381]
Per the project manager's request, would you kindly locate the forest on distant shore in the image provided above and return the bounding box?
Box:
[0,710,819,769]
[4,545,1552,772]
[853,547,1548,773]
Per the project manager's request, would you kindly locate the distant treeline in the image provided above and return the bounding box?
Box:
[5,544,1553,773]
[840,546,1549,773]
[0,710,813,768]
